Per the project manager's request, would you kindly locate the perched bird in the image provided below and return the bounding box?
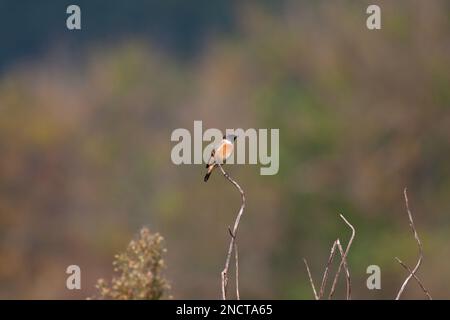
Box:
[204,134,237,182]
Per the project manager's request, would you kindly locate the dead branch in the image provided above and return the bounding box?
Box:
[319,239,339,298]
[303,258,319,300]
[218,163,245,300]
[329,214,355,300]
[327,239,350,299]
[228,226,240,300]
[395,257,432,300]
[395,188,431,300]
[234,241,240,300]
[302,189,433,300]
[303,214,355,300]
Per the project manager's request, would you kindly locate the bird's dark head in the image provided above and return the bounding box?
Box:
[224,134,237,142]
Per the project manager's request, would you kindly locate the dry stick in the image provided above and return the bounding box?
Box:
[303,258,319,300]
[331,239,351,300]
[228,226,240,300]
[234,242,240,300]
[395,188,431,300]
[329,214,355,300]
[218,163,245,300]
[395,257,432,300]
[319,240,339,299]
[305,214,354,300]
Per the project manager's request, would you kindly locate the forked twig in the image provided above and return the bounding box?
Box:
[395,257,432,300]
[218,163,245,300]
[328,239,351,299]
[329,214,355,300]
[303,189,432,300]
[395,188,431,300]
[303,214,354,300]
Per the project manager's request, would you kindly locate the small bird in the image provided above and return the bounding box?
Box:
[204,134,237,182]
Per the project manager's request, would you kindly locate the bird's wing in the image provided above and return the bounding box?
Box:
[206,148,216,168]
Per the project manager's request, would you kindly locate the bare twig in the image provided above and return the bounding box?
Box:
[234,241,240,300]
[303,214,355,300]
[395,257,432,300]
[329,239,351,300]
[395,188,431,300]
[319,240,338,299]
[302,189,432,300]
[329,214,355,300]
[218,163,245,300]
[303,258,319,300]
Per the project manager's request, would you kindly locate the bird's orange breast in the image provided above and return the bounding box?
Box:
[215,141,233,163]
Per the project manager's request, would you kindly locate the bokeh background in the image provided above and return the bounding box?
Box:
[1,0,450,299]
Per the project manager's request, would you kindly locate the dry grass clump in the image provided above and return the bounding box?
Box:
[94,227,170,300]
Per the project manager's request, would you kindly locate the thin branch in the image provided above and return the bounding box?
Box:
[329,214,355,300]
[234,241,240,300]
[218,163,245,300]
[319,240,338,299]
[396,188,429,300]
[395,257,432,300]
[330,239,351,300]
[303,258,319,300]
[303,214,355,300]
[227,226,240,300]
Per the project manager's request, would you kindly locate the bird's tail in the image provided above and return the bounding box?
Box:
[204,164,215,182]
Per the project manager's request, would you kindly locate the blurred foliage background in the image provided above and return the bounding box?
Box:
[0,0,450,299]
